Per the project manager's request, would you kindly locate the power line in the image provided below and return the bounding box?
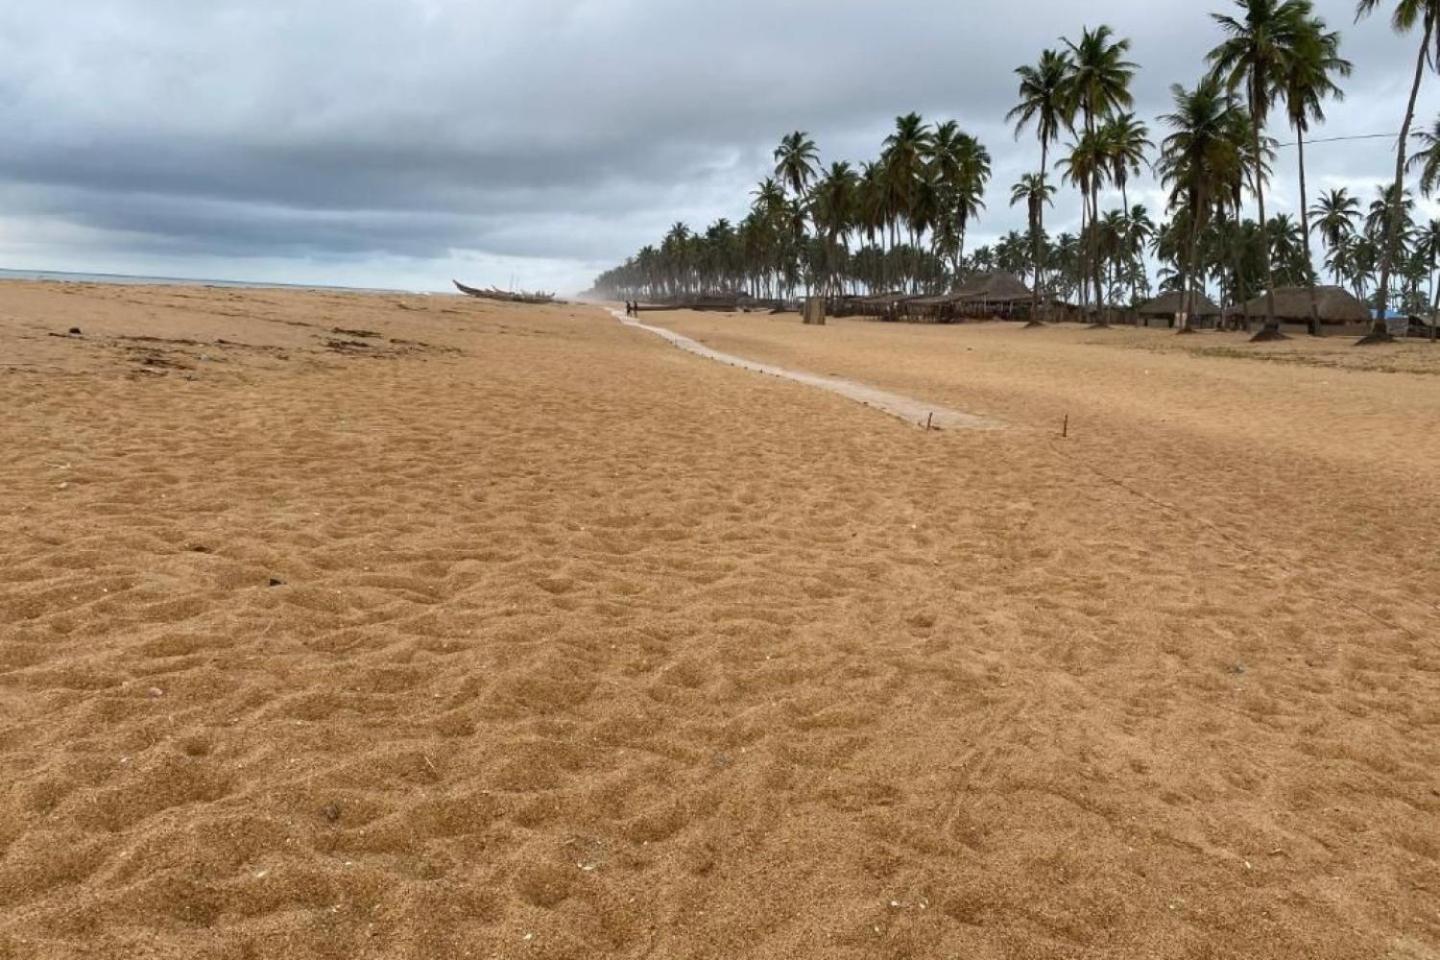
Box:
[1273,131,1401,148]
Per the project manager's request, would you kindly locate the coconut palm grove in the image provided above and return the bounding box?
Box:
[590,0,1440,343]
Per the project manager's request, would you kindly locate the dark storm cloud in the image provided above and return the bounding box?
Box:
[0,0,1433,290]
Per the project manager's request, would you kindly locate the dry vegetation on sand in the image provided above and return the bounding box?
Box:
[1,285,1438,959]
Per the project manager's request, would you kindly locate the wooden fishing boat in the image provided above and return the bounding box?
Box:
[453,280,556,304]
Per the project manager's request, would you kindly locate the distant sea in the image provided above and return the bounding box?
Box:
[0,267,408,295]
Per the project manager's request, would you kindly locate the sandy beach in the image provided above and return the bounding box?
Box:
[2,284,1438,959]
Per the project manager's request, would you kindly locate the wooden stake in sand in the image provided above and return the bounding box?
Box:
[926,412,933,432]
[1063,414,1069,439]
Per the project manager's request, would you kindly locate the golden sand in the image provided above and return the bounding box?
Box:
[2,284,1438,958]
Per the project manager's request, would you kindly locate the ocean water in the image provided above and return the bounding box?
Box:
[0,267,406,294]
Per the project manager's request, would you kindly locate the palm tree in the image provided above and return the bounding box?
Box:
[1416,218,1440,317]
[1268,214,1309,283]
[1402,238,1433,312]
[1094,210,1128,302]
[594,121,992,304]
[1324,233,1378,299]
[1309,187,1361,284]
[1100,114,1153,304]
[951,132,992,274]
[810,162,858,296]
[995,231,1031,278]
[774,132,820,201]
[1159,77,1247,332]
[1356,0,1440,341]
[771,133,820,296]
[660,222,693,298]
[1052,233,1082,301]
[1408,115,1440,197]
[882,113,935,291]
[1211,103,1273,330]
[856,161,890,288]
[1122,204,1158,304]
[1008,48,1071,318]
[930,122,991,281]
[1208,0,1312,340]
[1059,130,1109,317]
[1063,25,1138,318]
[1280,15,1351,334]
[1367,183,1415,242]
[1101,112,1153,214]
[1011,173,1057,303]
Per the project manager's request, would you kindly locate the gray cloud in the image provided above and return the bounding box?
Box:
[0,0,1434,292]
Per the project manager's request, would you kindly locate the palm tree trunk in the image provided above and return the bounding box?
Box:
[1296,127,1322,337]
[1366,20,1432,344]
[1181,214,1201,334]
[1222,209,1247,332]
[1233,201,1251,332]
[1090,179,1107,323]
[1032,142,1048,323]
[910,224,919,294]
[886,220,896,291]
[1250,90,1282,341]
[1121,180,1140,310]
[1430,257,1439,340]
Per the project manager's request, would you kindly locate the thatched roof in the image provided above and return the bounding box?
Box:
[954,271,1032,302]
[1227,285,1371,322]
[1137,291,1220,317]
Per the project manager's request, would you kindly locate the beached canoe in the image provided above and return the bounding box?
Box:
[453,280,555,304]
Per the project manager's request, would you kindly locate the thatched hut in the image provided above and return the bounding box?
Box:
[1137,291,1221,329]
[953,272,1034,320]
[1226,286,1372,335]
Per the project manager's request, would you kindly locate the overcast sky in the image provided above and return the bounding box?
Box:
[0,0,1435,294]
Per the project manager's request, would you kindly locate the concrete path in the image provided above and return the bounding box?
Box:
[610,308,1000,431]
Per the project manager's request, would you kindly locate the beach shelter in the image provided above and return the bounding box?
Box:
[902,293,964,323]
[854,292,909,320]
[1226,286,1372,334]
[953,272,1034,319]
[1137,291,1220,328]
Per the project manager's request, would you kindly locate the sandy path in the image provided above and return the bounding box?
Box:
[610,308,999,431]
[1,287,1437,960]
